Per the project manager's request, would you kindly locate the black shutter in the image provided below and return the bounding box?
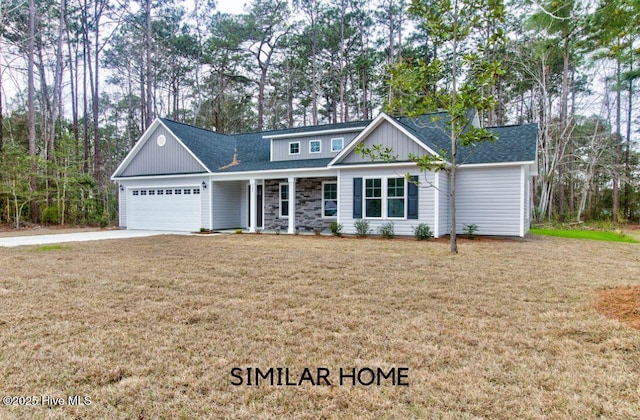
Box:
[353,178,363,219]
[407,176,419,219]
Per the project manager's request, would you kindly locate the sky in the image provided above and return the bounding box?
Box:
[211,0,247,15]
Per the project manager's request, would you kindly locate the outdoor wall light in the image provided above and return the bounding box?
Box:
[202,181,207,189]
[119,184,124,191]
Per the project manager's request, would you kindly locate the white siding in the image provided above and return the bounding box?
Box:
[212,181,243,229]
[201,182,211,230]
[455,166,522,236]
[438,172,450,237]
[338,166,435,236]
[118,187,127,228]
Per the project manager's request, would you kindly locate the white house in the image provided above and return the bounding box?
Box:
[111,112,538,237]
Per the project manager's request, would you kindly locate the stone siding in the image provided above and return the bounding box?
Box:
[264,177,337,232]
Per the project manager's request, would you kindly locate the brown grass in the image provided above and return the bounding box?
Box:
[0,234,639,419]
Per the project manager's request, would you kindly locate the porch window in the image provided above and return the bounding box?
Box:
[323,182,337,217]
[309,140,321,154]
[365,178,382,218]
[387,178,405,218]
[289,142,300,155]
[331,138,344,152]
[280,183,289,217]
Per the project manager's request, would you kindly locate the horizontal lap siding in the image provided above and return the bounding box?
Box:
[339,167,435,236]
[118,188,127,228]
[438,172,449,237]
[212,181,242,229]
[455,166,521,236]
[271,132,359,161]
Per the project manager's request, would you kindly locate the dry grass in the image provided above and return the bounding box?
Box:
[0,234,639,419]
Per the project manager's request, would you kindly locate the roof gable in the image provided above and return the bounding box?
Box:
[112,119,209,178]
[330,113,438,166]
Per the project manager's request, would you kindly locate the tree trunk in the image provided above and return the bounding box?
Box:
[612,56,621,223]
[28,0,39,223]
[145,0,153,129]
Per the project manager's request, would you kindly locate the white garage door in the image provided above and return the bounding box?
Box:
[129,187,201,231]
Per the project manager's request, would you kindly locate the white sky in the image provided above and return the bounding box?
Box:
[215,0,248,14]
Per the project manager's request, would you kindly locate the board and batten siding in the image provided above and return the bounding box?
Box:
[271,132,359,161]
[455,166,522,236]
[120,125,207,176]
[338,167,435,236]
[341,121,428,164]
[212,181,243,229]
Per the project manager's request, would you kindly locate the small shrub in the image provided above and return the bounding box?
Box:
[354,219,370,238]
[413,223,433,241]
[235,228,243,234]
[313,227,322,236]
[41,206,61,224]
[275,227,281,235]
[379,222,395,239]
[255,228,262,234]
[463,223,479,238]
[329,221,343,237]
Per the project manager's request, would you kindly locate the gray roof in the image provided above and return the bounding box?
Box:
[160,113,537,174]
[393,114,538,164]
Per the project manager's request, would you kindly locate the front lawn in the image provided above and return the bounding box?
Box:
[530,227,639,243]
[0,234,639,418]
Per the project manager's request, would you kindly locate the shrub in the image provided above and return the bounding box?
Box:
[413,223,433,241]
[463,223,479,238]
[41,206,61,224]
[328,221,343,237]
[379,222,395,239]
[235,228,243,234]
[354,219,370,237]
[313,227,322,236]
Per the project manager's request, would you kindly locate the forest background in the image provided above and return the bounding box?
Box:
[0,0,637,228]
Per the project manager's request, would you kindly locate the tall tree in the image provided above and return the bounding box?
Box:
[384,0,506,253]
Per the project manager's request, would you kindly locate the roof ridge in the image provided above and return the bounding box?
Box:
[160,117,234,137]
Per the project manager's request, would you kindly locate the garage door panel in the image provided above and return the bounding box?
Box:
[129,187,201,231]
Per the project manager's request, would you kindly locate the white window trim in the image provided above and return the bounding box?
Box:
[309,139,322,154]
[279,182,289,218]
[363,176,407,220]
[331,137,344,152]
[322,181,338,219]
[289,141,300,155]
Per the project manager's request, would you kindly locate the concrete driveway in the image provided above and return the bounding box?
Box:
[0,230,194,248]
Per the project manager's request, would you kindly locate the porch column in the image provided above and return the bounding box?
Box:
[249,178,257,233]
[287,177,296,234]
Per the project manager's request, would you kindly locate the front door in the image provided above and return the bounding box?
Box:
[247,184,263,228]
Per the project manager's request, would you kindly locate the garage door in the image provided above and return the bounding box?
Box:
[129,187,201,231]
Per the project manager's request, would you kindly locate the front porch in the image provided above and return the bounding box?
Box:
[211,176,337,234]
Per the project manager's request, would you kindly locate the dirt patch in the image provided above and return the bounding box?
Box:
[0,225,115,238]
[595,286,640,331]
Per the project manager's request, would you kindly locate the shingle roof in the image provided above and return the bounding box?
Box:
[160,113,537,174]
[393,114,538,164]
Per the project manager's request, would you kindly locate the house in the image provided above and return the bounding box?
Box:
[111,112,538,237]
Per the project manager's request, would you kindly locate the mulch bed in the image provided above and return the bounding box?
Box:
[595,286,640,331]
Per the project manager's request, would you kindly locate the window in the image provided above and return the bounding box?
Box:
[175,189,182,195]
[184,189,191,195]
[132,190,139,196]
[289,142,300,155]
[140,190,147,196]
[387,178,405,218]
[331,138,344,152]
[279,183,289,217]
[166,189,173,195]
[157,189,164,195]
[149,190,155,195]
[309,140,321,154]
[193,188,200,195]
[365,179,382,218]
[323,182,337,217]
